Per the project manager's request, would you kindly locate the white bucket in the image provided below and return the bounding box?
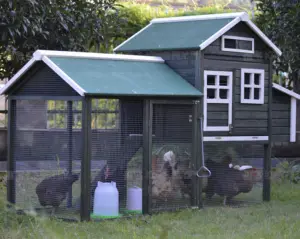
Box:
[127,186,142,212]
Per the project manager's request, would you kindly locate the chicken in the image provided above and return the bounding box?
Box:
[36,173,80,214]
[204,156,253,205]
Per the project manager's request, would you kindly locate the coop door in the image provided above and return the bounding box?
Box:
[203,71,233,132]
[149,100,198,211]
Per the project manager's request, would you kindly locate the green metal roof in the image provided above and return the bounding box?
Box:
[114,18,235,52]
[49,56,202,97]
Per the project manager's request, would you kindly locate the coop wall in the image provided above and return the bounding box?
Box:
[10,99,83,221]
[129,50,197,86]
[272,89,291,143]
[10,62,79,96]
[202,22,272,137]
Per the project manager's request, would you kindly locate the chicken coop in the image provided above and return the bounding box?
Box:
[1,50,204,221]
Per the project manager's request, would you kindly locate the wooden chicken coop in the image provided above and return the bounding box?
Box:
[0,50,203,221]
[2,11,297,222]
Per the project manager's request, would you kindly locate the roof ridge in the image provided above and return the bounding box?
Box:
[150,12,247,24]
[33,50,164,63]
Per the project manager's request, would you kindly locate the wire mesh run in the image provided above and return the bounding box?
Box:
[202,142,264,207]
[151,103,194,212]
[89,99,144,219]
[12,99,82,221]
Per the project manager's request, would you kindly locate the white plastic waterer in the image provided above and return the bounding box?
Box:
[127,186,142,212]
[93,181,119,217]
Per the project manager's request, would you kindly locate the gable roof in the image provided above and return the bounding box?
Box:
[0,50,202,98]
[114,12,282,56]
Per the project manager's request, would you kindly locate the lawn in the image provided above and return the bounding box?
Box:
[0,180,300,239]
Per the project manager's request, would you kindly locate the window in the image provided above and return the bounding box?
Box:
[240,69,265,104]
[222,35,254,54]
[204,71,232,131]
[47,99,119,130]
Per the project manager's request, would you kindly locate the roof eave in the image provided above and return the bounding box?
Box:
[84,92,203,98]
[272,83,300,100]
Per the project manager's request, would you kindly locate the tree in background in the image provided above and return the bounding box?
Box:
[0,0,123,80]
[255,0,300,89]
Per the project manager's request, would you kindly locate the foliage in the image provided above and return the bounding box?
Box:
[255,0,300,88]
[272,160,300,184]
[0,0,122,79]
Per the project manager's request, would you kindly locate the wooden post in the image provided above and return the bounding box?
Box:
[81,98,91,221]
[142,99,152,214]
[191,100,198,208]
[67,101,73,208]
[7,98,16,205]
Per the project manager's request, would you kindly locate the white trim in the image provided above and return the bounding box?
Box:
[200,16,241,50]
[150,12,246,23]
[272,83,300,100]
[203,70,232,132]
[240,68,265,104]
[42,56,86,96]
[0,58,36,95]
[203,136,269,142]
[245,20,282,56]
[34,49,164,63]
[113,23,154,52]
[290,97,297,142]
[221,35,254,54]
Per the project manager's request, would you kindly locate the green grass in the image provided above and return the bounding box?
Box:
[0,180,300,239]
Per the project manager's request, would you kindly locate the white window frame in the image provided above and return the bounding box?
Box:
[240,68,265,104]
[204,70,233,132]
[221,35,255,54]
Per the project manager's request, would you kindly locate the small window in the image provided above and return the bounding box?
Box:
[241,69,265,104]
[47,99,119,130]
[222,35,254,54]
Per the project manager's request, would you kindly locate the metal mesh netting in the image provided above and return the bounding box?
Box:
[151,103,194,211]
[202,142,264,206]
[12,99,82,220]
[89,99,143,219]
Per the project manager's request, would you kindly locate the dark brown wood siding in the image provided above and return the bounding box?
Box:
[202,22,272,137]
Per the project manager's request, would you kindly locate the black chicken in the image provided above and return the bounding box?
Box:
[36,173,80,214]
[204,156,253,205]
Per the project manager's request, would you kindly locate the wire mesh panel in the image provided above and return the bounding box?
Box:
[151,102,194,212]
[202,142,264,206]
[90,99,144,219]
[12,99,82,221]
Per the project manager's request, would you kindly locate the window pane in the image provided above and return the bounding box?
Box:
[55,113,66,128]
[207,75,215,85]
[244,73,251,84]
[207,89,216,99]
[47,100,55,110]
[254,88,260,100]
[219,76,228,86]
[106,113,117,129]
[98,99,108,110]
[106,99,118,111]
[254,74,261,85]
[73,101,82,111]
[91,113,97,129]
[73,113,82,129]
[219,89,228,99]
[56,101,66,110]
[237,40,252,50]
[97,113,106,129]
[224,38,236,48]
[244,88,251,99]
[92,99,98,110]
[47,113,55,128]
